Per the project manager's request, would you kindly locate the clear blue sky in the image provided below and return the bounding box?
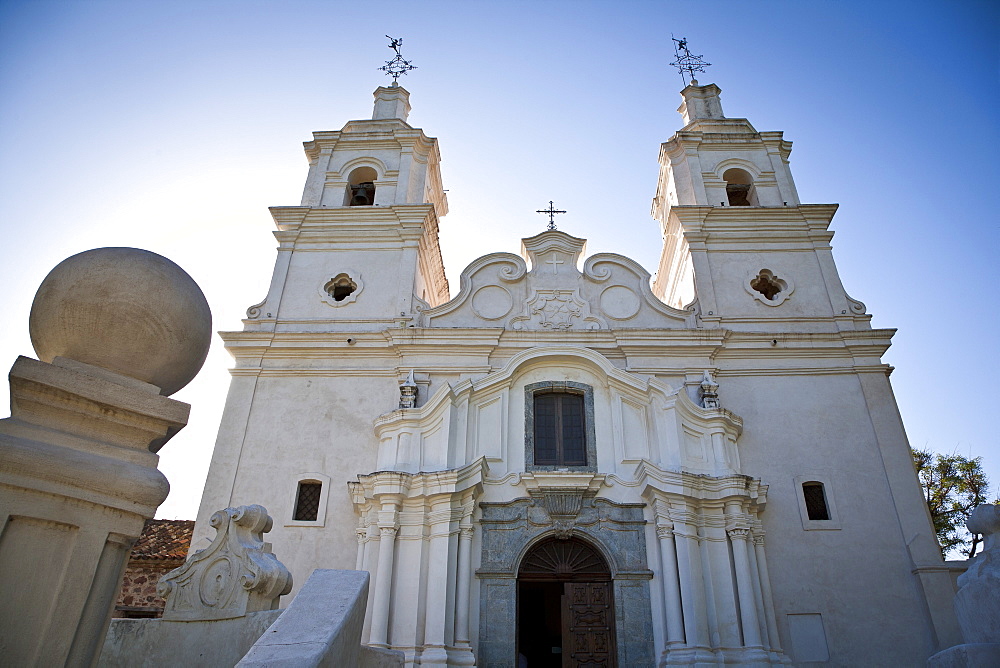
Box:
[1,0,997,519]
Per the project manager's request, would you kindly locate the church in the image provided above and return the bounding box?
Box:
[191,64,959,666]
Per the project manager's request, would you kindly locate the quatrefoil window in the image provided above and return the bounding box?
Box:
[751,270,784,299]
[745,268,793,306]
[319,271,363,307]
[325,274,356,301]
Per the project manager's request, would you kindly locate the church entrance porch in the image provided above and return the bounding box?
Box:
[517,538,617,667]
[477,495,654,668]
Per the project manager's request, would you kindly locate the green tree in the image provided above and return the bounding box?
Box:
[911,448,993,557]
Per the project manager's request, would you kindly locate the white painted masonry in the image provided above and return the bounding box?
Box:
[193,82,959,666]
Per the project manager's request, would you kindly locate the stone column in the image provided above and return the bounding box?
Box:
[703,522,740,648]
[752,533,780,650]
[454,524,475,648]
[655,523,686,647]
[727,528,763,648]
[369,526,398,647]
[361,522,380,642]
[421,498,454,664]
[0,248,210,668]
[355,526,367,571]
[673,520,711,650]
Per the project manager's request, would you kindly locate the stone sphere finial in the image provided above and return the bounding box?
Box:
[967,504,1000,552]
[29,247,212,396]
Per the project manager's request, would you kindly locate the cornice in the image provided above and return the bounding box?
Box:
[268,203,436,236]
[217,325,895,365]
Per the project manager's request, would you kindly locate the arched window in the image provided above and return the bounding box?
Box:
[524,381,597,472]
[344,166,378,206]
[293,480,323,522]
[723,168,758,207]
[533,392,586,466]
[801,482,830,521]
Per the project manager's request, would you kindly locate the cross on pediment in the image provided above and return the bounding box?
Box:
[536,201,566,230]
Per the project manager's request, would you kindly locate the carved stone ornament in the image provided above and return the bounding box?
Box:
[157,504,292,621]
[246,297,267,319]
[700,370,720,409]
[399,369,417,409]
[511,289,603,331]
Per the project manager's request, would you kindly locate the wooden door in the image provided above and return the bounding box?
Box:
[561,582,616,668]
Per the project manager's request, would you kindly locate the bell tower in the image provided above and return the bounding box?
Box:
[246,82,450,333]
[651,82,869,333]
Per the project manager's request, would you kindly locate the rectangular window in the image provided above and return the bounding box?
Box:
[802,482,830,521]
[293,481,322,522]
[533,392,586,467]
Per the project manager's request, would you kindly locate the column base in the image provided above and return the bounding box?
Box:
[417,645,449,665]
[447,644,477,666]
[661,645,786,666]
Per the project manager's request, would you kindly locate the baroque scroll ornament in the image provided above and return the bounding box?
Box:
[157,504,292,621]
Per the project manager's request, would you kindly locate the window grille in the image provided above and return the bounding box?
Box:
[533,392,586,467]
[802,482,830,521]
[293,481,322,522]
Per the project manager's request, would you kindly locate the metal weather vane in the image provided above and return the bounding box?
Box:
[670,36,711,86]
[379,35,417,85]
[536,201,567,231]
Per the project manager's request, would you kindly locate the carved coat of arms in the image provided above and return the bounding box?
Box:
[534,292,582,329]
[511,289,603,331]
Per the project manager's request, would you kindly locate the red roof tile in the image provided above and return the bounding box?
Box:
[130,519,195,561]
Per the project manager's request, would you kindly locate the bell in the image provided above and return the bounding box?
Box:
[350,182,374,206]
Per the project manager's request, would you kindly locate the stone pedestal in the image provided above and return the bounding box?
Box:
[0,246,211,666]
[0,355,189,666]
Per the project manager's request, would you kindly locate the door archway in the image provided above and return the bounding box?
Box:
[517,536,617,667]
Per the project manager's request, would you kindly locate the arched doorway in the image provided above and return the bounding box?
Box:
[517,536,616,667]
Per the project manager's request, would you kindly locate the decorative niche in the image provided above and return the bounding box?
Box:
[319,271,363,307]
[745,268,794,306]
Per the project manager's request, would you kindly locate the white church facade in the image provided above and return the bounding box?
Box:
[193,80,958,666]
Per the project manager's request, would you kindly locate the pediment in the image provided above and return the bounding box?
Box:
[422,230,693,329]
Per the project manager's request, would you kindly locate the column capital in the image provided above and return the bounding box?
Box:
[460,526,475,539]
[727,527,752,540]
[656,523,675,539]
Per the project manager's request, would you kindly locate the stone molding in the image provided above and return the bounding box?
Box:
[158,505,292,621]
[372,345,745,478]
[0,356,184,515]
[422,230,695,330]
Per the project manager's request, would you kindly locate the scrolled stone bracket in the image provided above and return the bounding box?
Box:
[158,504,292,621]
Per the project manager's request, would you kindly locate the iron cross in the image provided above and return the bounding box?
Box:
[536,201,566,230]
